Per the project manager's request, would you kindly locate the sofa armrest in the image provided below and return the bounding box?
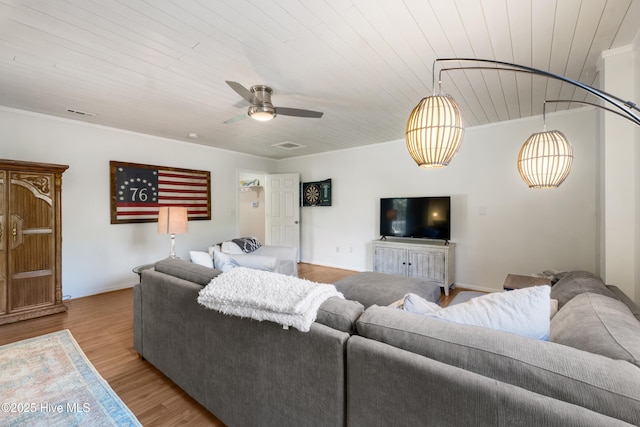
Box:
[154,258,221,285]
[228,253,277,271]
[253,245,298,276]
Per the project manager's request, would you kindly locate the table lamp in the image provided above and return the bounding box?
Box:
[157,206,188,258]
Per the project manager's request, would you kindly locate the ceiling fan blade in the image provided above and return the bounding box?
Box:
[275,107,324,118]
[224,112,249,124]
[225,81,254,103]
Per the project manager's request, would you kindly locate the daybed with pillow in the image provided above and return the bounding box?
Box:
[190,237,298,276]
[134,263,640,426]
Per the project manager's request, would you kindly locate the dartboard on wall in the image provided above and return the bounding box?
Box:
[301,179,332,206]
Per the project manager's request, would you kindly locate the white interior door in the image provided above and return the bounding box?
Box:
[265,174,300,256]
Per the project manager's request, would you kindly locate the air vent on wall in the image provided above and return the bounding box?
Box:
[272,141,305,150]
[66,108,96,117]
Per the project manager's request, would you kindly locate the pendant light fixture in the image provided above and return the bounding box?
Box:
[406,94,464,168]
[517,129,573,188]
[406,58,639,188]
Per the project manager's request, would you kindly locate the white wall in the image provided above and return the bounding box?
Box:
[599,42,638,300]
[0,107,276,299]
[278,108,599,291]
[0,103,605,297]
[636,35,640,304]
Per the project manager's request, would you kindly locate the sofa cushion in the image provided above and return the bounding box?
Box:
[403,285,551,340]
[334,272,441,308]
[551,292,640,367]
[316,297,364,334]
[550,270,616,307]
[356,305,640,424]
[154,258,221,286]
[190,251,213,268]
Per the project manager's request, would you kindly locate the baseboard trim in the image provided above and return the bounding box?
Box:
[65,283,136,301]
[454,282,501,293]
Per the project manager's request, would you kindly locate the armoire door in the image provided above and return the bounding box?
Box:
[7,170,56,312]
[0,170,5,315]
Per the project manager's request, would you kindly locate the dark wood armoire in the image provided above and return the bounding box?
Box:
[0,159,68,325]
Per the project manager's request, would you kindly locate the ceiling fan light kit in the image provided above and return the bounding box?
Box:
[248,85,276,121]
[248,105,276,121]
[225,81,323,123]
[407,58,640,189]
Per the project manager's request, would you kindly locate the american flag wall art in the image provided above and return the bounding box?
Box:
[110,161,211,224]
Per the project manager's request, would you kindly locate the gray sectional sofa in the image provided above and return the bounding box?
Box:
[133,260,640,426]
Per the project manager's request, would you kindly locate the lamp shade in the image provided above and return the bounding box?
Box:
[517,130,573,188]
[157,206,189,234]
[406,94,464,168]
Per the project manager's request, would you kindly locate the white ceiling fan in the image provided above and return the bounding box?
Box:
[224,81,324,124]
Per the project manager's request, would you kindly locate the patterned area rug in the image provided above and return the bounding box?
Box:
[0,329,141,426]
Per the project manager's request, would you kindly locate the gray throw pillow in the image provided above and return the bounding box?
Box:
[550,292,640,367]
[232,237,262,253]
[550,270,616,308]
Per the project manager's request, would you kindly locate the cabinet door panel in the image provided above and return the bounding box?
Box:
[0,171,5,315]
[374,246,407,275]
[10,275,52,310]
[408,250,445,284]
[12,233,53,272]
[8,172,55,311]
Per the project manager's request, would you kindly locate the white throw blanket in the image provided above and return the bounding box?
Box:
[197,267,343,332]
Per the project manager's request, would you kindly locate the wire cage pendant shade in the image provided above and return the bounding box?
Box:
[406,94,464,168]
[517,130,573,188]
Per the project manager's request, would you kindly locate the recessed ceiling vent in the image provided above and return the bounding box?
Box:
[272,141,305,150]
[66,108,96,117]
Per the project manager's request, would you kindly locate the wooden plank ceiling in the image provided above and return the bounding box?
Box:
[0,0,638,159]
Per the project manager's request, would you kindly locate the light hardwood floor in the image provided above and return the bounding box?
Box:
[0,263,464,426]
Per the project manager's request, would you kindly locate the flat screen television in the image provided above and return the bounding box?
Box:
[379,196,451,241]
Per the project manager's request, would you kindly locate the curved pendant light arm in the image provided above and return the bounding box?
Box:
[434,58,640,126]
[544,99,633,122]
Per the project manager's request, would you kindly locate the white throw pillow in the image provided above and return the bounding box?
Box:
[221,241,243,254]
[213,251,240,272]
[404,286,551,341]
[190,251,213,268]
